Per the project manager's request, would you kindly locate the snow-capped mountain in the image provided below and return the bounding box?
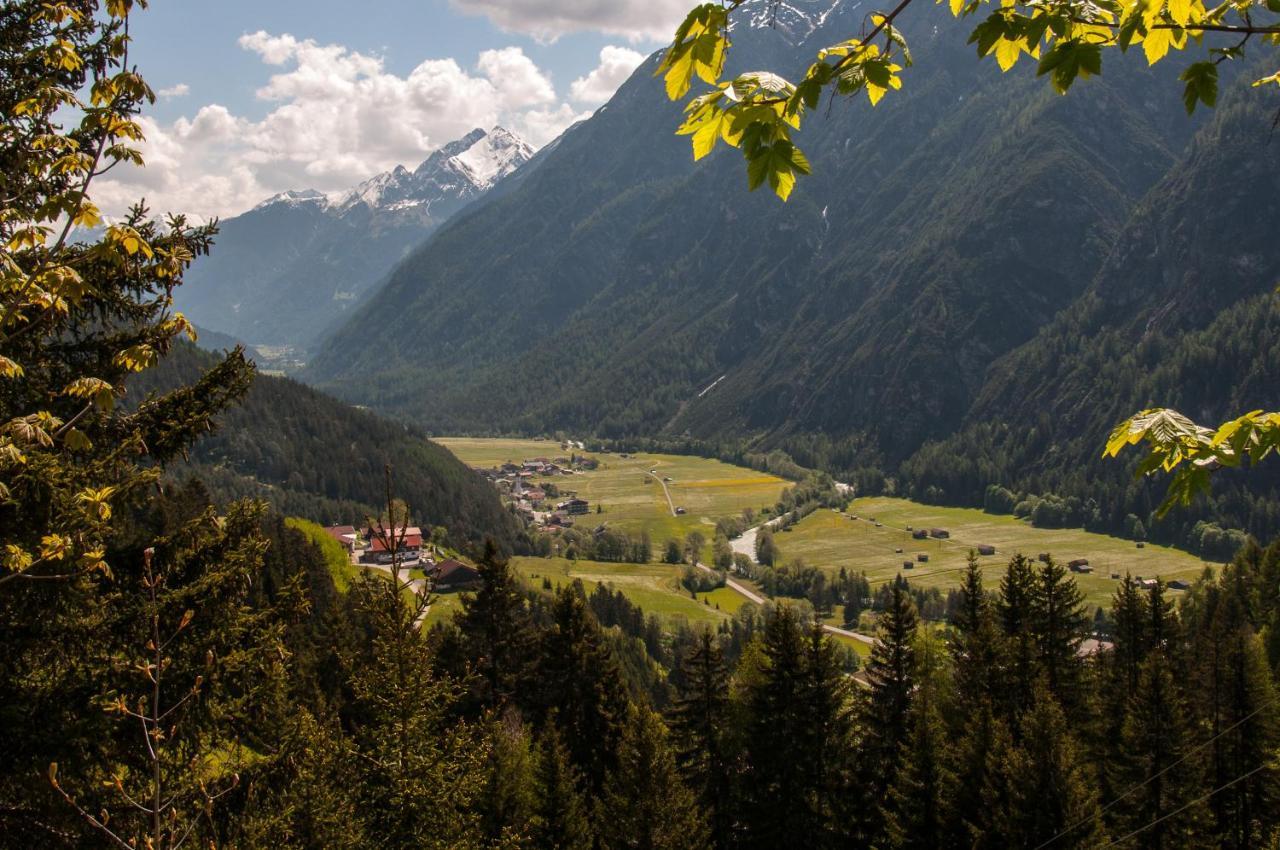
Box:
[176,127,535,358]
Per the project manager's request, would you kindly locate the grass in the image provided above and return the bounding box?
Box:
[437,437,789,557]
[512,556,735,626]
[779,498,1215,608]
[286,517,361,591]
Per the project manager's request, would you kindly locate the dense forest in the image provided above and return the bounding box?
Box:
[130,342,525,554]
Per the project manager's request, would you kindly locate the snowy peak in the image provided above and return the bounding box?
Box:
[249,127,535,218]
[252,188,329,211]
[735,0,844,42]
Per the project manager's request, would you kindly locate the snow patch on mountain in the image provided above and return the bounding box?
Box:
[253,126,534,216]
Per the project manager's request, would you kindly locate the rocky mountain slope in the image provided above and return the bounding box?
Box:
[174,126,534,355]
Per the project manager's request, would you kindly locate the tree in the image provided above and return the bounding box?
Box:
[598,707,709,850]
[883,682,956,850]
[667,630,734,849]
[998,554,1040,717]
[454,538,536,709]
[1031,557,1089,712]
[684,530,706,564]
[665,538,684,564]
[858,576,919,844]
[1114,651,1207,849]
[532,725,594,850]
[755,526,777,566]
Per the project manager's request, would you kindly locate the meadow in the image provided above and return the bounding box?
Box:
[436,437,789,550]
[779,497,1215,608]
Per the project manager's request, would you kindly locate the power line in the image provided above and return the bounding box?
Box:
[1098,764,1268,849]
[1033,693,1276,850]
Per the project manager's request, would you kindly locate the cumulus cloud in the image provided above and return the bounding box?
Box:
[94,34,584,219]
[569,45,645,105]
[450,0,689,41]
[156,83,189,98]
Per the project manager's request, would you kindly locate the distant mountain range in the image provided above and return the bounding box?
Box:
[174,126,535,357]
[296,0,1278,547]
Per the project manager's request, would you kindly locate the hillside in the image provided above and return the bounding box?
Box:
[306,2,1191,448]
[174,126,534,355]
[131,343,525,553]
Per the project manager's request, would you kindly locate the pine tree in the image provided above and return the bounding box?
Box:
[857,576,919,845]
[532,725,594,850]
[534,586,631,793]
[883,681,955,850]
[949,554,1006,713]
[598,707,709,850]
[455,538,536,708]
[1031,558,1089,712]
[998,685,1104,849]
[477,711,537,846]
[1114,650,1206,849]
[667,629,734,849]
[998,554,1040,718]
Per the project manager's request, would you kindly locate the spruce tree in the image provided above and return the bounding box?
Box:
[667,629,734,849]
[998,684,1104,849]
[598,707,709,850]
[455,538,535,709]
[883,681,955,850]
[534,586,631,793]
[949,554,1006,713]
[1031,557,1089,712]
[998,554,1040,717]
[1114,650,1206,849]
[533,725,594,850]
[857,576,919,845]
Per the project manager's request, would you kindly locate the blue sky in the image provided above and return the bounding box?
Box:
[96,0,688,219]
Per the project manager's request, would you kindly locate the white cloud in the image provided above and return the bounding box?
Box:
[450,0,688,41]
[477,46,556,108]
[94,35,585,220]
[569,45,644,105]
[157,83,189,98]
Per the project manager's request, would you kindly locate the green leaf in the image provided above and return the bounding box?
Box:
[1179,61,1217,114]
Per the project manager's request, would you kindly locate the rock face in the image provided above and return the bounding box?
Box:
[174,126,535,356]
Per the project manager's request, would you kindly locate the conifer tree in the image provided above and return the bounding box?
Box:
[668,629,734,848]
[477,712,537,846]
[998,554,1040,718]
[997,685,1104,849]
[857,576,920,845]
[949,554,1005,712]
[534,586,631,793]
[1031,557,1089,712]
[455,538,535,709]
[1114,650,1206,849]
[598,707,709,850]
[884,680,955,850]
[532,725,594,850]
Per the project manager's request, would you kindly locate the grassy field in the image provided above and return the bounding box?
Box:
[437,437,788,552]
[779,497,1215,608]
[512,556,736,625]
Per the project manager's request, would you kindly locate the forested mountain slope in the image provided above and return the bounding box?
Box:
[307,0,1191,455]
[131,343,524,552]
[903,83,1280,546]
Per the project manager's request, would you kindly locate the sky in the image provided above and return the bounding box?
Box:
[93,0,693,220]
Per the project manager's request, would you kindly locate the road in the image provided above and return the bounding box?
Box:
[351,556,433,627]
[646,471,677,517]
[694,561,875,647]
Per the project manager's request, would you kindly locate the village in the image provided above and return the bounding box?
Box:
[318,521,483,591]
[472,449,600,530]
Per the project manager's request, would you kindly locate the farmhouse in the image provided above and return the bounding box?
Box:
[323,525,359,553]
[1068,558,1091,573]
[361,525,423,564]
[557,498,590,515]
[432,558,480,590]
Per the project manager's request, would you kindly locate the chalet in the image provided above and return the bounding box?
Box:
[903,561,914,570]
[323,525,360,553]
[977,544,996,556]
[432,558,480,590]
[917,553,929,563]
[911,529,928,540]
[1136,577,1158,589]
[546,512,575,528]
[1068,558,1091,573]
[361,525,423,564]
[526,488,547,504]
[1168,579,1191,591]
[1136,542,1146,548]
[929,528,949,539]
[558,498,590,515]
